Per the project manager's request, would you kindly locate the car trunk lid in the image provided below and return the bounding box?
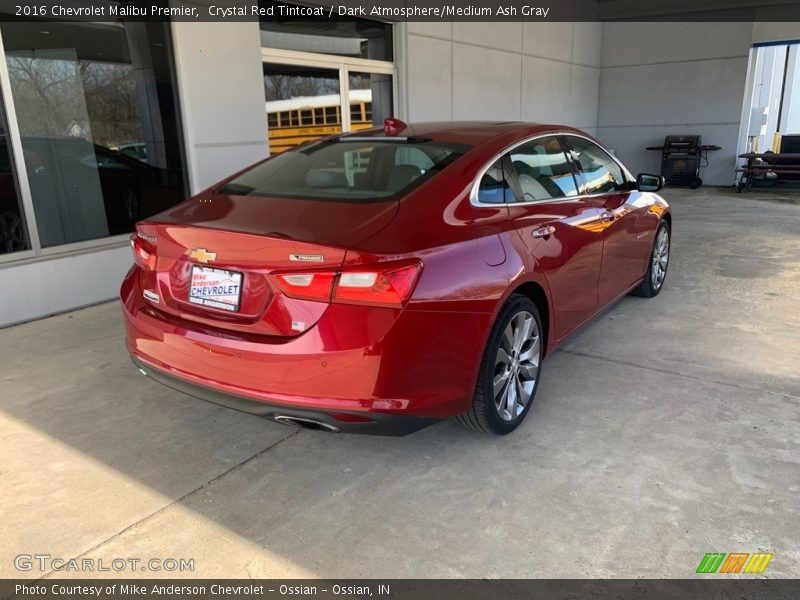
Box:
[135,194,398,337]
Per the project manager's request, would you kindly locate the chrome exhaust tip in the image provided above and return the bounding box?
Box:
[274,415,340,433]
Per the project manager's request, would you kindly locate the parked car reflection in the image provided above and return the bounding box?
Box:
[0,141,28,253]
[115,142,149,164]
[17,136,181,238]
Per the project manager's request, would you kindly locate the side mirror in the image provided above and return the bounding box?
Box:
[637,173,665,192]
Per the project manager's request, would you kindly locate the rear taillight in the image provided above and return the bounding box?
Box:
[275,272,335,302]
[334,263,421,308]
[130,233,156,270]
[272,261,422,308]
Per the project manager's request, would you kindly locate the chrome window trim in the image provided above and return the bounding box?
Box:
[470,131,634,208]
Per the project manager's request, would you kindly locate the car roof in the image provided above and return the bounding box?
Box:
[342,121,582,146]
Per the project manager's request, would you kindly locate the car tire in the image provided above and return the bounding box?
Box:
[455,294,544,435]
[631,220,670,298]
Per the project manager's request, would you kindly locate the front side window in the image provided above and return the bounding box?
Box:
[220,139,468,202]
[566,136,627,195]
[508,137,578,201]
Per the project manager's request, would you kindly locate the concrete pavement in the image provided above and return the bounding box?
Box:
[1,188,798,579]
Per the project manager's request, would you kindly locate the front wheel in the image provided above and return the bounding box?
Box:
[455,295,543,434]
[631,221,670,298]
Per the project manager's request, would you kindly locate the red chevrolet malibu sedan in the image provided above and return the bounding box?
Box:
[122,120,671,435]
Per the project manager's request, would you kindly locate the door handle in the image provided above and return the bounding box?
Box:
[532,225,556,239]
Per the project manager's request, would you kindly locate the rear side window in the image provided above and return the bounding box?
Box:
[476,159,517,204]
[219,138,469,202]
[566,136,627,195]
[508,136,578,201]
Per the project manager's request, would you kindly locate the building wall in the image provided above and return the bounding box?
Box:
[595,22,752,186]
[401,21,602,132]
[752,21,800,45]
[171,20,268,191]
[0,245,132,326]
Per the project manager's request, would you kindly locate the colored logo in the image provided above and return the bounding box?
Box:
[696,552,773,574]
[189,248,217,263]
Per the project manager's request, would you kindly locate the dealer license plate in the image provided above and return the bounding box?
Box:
[188,265,243,312]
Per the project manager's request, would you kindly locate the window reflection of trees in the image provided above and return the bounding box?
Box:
[7,56,143,149]
[264,73,339,102]
[2,21,186,247]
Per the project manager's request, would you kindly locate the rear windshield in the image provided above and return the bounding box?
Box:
[218,138,469,202]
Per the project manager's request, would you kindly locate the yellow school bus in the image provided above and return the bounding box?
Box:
[266,90,373,154]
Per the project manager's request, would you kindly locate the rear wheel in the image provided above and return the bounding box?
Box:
[631,221,670,298]
[455,294,543,434]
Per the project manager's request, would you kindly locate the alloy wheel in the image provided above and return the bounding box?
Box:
[493,311,540,421]
[651,227,669,290]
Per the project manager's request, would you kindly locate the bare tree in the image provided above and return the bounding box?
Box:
[264,74,339,101]
[6,54,145,148]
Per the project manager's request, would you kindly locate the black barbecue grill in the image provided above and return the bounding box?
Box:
[646,135,720,188]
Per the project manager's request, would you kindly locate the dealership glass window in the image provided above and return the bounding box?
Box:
[263,63,394,154]
[259,2,393,61]
[1,21,187,248]
[349,71,392,129]
[264,63,342,154]
[0,89,30,255]
[260,4,394,154]
[509,137,579,201]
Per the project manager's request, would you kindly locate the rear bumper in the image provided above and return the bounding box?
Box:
[122,266,495,424]
[132,357,437,436]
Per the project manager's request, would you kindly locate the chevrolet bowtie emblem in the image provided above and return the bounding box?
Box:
[189,248,216,263]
